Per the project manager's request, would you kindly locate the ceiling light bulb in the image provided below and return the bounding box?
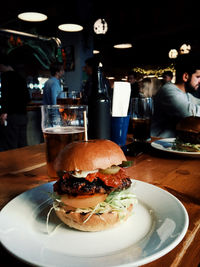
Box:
[113,43,132,49]
[18,12,47,22]
[94,18,108,34]
[168,49,178,59]
[58,24,83,32]
[180,44,191,54]
[93,50,100,54]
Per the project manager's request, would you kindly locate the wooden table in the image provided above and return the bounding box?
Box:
[0,142,200,267]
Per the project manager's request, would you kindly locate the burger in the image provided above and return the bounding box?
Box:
[174,116,200,151]
[52,139,137,232]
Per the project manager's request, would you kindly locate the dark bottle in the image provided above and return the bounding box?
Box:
[88,63,111,140]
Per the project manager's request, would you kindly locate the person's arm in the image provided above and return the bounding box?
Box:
[159,85,200,118]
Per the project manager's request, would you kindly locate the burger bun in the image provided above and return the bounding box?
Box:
[55,139,127,172]
[176,116,200,144]
[54,203,133,232]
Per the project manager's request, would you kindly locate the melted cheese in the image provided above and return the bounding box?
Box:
[71,169,98,178]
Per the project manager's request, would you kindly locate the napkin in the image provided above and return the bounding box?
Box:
[154,140,173,148]
[112,81,131,117]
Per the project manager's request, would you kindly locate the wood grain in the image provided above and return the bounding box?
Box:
[0,142,200,267]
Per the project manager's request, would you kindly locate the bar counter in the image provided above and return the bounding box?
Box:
[0,141,200,267]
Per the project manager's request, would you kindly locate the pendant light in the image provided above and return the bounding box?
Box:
[113,43,132,49]
[18,12,47,22]
[58,24,83,32]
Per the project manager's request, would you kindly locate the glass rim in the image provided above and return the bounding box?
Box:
[41,104,87,109]
[131,97,152,100]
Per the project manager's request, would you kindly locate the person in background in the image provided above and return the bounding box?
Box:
[127,71,140,98]
[81,57,112,104]
[151,77,163,96]
[137,77,162,98]
[151,53,200,138]
[42,61,64,105]
[139,77,153,97]
[190,85,200,98]
[0,53,30,151]
[162,70,173,84]
[81,57,98,105]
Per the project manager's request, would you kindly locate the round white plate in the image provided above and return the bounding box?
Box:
[0,180,188,267]
[151,137,200,157]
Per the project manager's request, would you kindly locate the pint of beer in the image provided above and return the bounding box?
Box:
[130,98,153,142]
[41,105,87,178]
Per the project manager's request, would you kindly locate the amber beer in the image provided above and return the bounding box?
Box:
[130,97,153,142]
[131,118,151,141]
[57,91,82,105]
[43,126,84,178]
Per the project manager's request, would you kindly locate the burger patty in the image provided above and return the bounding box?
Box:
[54,175,132,196]
[176,130,200,144]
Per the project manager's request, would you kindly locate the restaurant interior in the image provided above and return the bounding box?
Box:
[0,1,200,267]
[0,0,199,146]
[0,0,199,78]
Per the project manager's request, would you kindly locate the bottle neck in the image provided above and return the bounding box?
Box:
[97,66,108,95]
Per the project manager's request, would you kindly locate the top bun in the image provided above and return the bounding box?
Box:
[176,116,200,133]
[55,139,127,172]
[176,116,200,144]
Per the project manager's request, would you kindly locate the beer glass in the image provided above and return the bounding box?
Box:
[57,91,82,105]
[41,105,87,178]
[130,97,153,142]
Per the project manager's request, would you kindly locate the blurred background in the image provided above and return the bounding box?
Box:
[0,0,199,79]
[0,0,199,129]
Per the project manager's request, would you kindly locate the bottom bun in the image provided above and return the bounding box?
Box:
[54,203,133,232]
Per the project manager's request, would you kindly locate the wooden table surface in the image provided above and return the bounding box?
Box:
[0,141,200,267]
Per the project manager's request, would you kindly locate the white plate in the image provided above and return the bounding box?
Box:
[151,138,200,157]
[0,181,188,267]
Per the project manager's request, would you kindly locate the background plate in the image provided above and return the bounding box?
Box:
[151,138,200,157]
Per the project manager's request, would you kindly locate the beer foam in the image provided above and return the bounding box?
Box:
[43,126,84,134]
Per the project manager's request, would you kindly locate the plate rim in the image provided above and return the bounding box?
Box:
[151,137,200,156]
[0,181,189,267]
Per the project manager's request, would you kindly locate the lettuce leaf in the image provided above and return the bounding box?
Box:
[52,189,137,223]
[172,138,200,152]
